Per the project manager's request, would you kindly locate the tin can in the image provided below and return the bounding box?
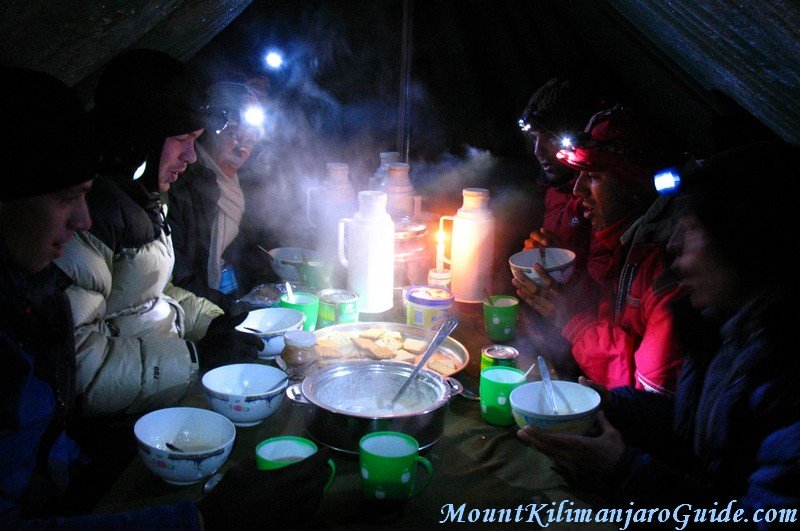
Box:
[316,289,359,328]
[480,345,519,372]
[404,285,455,331]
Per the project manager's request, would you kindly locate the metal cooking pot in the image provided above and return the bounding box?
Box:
[286,360,463,453]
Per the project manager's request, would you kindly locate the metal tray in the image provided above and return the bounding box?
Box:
[312,321,469,376]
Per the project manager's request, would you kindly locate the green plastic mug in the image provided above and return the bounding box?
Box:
[480,366,525,426]
[255,436,335,490]
[279,292,319,332]
[359,431,433,501]
[483,295,520,342]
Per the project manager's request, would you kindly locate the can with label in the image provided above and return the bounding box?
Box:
[480,345,519,372]
[316,288,359,328]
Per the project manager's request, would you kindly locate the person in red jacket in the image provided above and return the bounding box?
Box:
[513,106,685,393]
[517,78,608,284]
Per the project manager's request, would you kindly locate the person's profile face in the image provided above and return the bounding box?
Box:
[0,180,93,273]
[529,129,574,186]
[157,129,203,191]
[206,123,259,177]
[572,170,641,230]
[671,216,740,312]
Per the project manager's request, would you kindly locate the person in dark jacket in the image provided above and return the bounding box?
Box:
[517,141,800,528]
[518,77,608,284]
[168,82,266,309]
[1,64,329,530]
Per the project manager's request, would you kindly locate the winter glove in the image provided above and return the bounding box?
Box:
[197,450,330,530]
[196,313,263,369]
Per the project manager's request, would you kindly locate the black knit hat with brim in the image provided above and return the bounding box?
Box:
[92,49,208,174]
[0,65,98,201]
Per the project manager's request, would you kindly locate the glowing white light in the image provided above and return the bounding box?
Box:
[265,52,283,69]
[243,105,265,127]
[561,137,573,148]
[133,161,146,180]
[653,169,681,194]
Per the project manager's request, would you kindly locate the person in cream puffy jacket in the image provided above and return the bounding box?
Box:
[56,49,261,417]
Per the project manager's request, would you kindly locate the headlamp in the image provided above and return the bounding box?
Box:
[242,105,265,127]
[653,167,681,195]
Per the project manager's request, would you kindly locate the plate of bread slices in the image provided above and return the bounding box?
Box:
[307,322,469,376]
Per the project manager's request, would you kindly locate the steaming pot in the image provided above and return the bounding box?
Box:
[286,360,463,453]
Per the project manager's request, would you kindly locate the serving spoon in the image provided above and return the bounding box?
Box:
[389,315,460,408]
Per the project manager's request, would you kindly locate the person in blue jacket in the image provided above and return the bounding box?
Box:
[517,141,800,528]
[0,64,328,530]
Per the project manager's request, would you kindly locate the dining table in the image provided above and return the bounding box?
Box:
[95,288,614,529]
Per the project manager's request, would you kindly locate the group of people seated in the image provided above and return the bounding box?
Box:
[513,78,798,525]
[1,49,797,529]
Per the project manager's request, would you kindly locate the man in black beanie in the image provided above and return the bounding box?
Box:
[517,78,606,282]
[1,63,328,530]
[55,49,263,420]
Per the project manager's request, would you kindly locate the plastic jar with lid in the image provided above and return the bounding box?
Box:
[281,330,318,372]
[404,286,455,331]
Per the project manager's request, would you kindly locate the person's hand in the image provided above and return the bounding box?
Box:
[198,450,330,530]
[577,376,611,406]
[510,265,573,328]
[517,411,625,491]
[522,228,560,251]
[197,313,263,369]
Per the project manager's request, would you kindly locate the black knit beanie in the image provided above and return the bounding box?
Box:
[520,78,600,135]
[0,65,97,200]
[92,49,207,181]
[682,140,800,285]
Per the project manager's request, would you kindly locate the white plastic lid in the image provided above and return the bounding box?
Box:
[461,188,490,210]
[284,330,317,348]
[357,190,388,216]
[325,162,351,186]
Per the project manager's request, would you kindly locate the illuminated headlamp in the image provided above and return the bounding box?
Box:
[653,167,681,195]
[242,105,265,127]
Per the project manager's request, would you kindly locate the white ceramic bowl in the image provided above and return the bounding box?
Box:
[509,381,601,435]
[236,307,306,358]
[268,247,324,282]
[202,364,288,426]
[134,407,235,485]
[508,248,576,286]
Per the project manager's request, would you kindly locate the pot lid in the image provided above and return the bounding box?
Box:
[394,220,426,241]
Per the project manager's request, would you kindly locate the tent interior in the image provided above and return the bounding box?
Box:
[3,0,798,269]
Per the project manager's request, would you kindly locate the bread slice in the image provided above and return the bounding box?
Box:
[352,337,396,360]
[376,331,403,352]
[359,328,385,340]
[402,337,429,354]
[393,349,416,363]
[426,353,456,375]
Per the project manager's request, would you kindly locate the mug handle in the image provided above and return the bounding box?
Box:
[323,458,336,491]
[408,455,433,498]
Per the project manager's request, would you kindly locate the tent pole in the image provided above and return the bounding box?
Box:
[396,0,413,163]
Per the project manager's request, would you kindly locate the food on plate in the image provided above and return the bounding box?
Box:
[375,330,403,351]
[310,327,460,375]
[393,349,415,363]
[352,337,397,360]
[360,328,385,340]
[402,337,429,354]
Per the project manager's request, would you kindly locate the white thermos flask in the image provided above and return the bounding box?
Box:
[439,188,494,303]
[338,191,395,313]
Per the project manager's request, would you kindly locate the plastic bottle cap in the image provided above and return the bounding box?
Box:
[283,330,317,347]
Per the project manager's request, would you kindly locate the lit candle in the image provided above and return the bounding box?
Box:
[436,229,445,271]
